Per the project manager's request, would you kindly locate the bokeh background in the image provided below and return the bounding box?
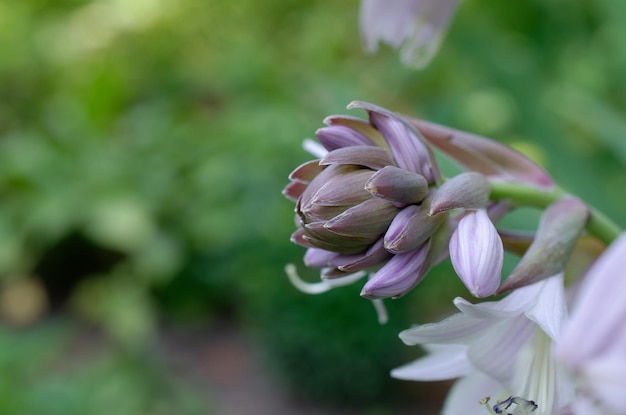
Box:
[1,0,625,414]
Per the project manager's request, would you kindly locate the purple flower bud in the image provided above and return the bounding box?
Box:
[449,209,503,297]
[361,241,431,299]
[498,197,589,294]
[365,165,428,207]
[384,198,446,254]
[429,172,490,215]
[348,101,440,183]
[285,102,446,299]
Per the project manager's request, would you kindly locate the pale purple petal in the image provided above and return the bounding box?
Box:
[449,209,503,297]
[360,0,460,68]
[384,202,445,254]
[391,344,472,381]
[580,356,626,414]
[558,232,626,366]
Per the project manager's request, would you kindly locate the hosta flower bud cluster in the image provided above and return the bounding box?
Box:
[284,102,504,299]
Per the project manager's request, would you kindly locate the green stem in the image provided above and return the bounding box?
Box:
[489,181,622,245]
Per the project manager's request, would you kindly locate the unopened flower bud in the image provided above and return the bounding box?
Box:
[429,172,490,215]
[365,165,428,207]
[449,209,503,297]
[384,196,446,254]
[284,102,445,298]
[498,197,589,294]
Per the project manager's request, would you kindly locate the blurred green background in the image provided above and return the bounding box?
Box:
[1,0,625,414]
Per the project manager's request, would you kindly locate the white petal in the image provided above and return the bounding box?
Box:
[399,311,491,346]
[523,273,566,342]
[391,344,472,381]
[468,316,535,383]
[442,371,506,415]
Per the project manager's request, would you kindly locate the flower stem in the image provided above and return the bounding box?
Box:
[489,182,622,245]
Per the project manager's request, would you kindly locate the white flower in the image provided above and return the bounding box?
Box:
[392,274,572,415]
[556,233,626,415]
[360,0,460,68]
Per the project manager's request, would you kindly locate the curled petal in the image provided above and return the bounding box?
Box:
[285,263,367,294]
[320,146,395,170]
[361,242,430,299]
[429,172,490,215]
[409,118,554,189]
[449,209,503,298]
[498,197,589,294]
[323,114,390,150]
[365,165,428,207]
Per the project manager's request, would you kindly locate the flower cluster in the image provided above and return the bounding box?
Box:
[284,102,506,300]
[281,1,626,414]
[283,101,624,415]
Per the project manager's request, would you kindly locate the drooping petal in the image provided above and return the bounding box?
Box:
[429,172,490,215]
[285,264,367,294]
[365,165,428,207]
[409,118,554,189]
[449,209,503,298]
[499,197,589,294]
[391,344,472,381]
